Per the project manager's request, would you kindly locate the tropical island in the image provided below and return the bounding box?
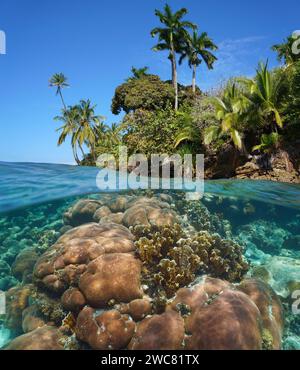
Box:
[1,2,300,353]
[49,4,300,184]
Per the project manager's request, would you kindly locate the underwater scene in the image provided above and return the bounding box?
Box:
[0,162,299,350]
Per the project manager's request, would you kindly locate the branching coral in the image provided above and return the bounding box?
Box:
[186,231,249,282]
[132,224,249,306]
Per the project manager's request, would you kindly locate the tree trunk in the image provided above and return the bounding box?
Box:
[192,64,196,94]
[59,90,67,111]
[72,144,80,165]
[170,38,178,111]
[79,144,85,159]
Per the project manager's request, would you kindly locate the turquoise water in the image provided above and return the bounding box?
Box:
[0,162,300,349]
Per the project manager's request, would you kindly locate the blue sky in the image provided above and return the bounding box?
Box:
[0,0,299,164]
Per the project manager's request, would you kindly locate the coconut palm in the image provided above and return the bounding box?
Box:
[54,106,81,164]
[49,73,69,109]
[107,123,122,145]
[179,30,218,93]
[151,4,196,110]
[73,100,104,162]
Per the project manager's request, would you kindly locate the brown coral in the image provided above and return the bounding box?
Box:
[123,196,177,228]
[128,310,185,350]
[22,305,46,333]
[79,253,143,307]
[129,277,284,350]
[33,223,135,294]
[61,288,86,313]
[76,307,135,350]
[4,326,66,350]
[63,199,104,226]
[11,248,38,282]
[5,284,33,332]
[132,224,248,302]
[238,279,284,349]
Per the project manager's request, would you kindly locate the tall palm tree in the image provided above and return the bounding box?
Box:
[49,73,69,109]
[151,4,196,110]
[272,34,300,66]
[74,100,104,162]
[179,30,218,93]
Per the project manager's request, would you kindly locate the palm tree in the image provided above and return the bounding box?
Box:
[238,62,285,132]
[49,73,69,109]
[130,66,149,79]
[174,111,200,148]
[107,123,122,145]
[151,4,196,110]
[272,34,300,66]
[204,83,249,151]
[54,106,81,164]
[74,100,104,162]
[179,30,218,93]
[50,73,82,163]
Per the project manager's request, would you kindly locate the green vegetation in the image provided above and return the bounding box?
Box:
[50,4,300,175]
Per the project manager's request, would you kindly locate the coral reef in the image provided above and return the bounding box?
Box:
[238,279,284,349]
[174,195,232,238]
[1,191,297,350]
[128,277,284,350]
[237,220,291,255]
[133,223,249,302]
[123,196,178,228]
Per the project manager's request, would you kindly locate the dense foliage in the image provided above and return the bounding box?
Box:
[50,4,300,171]
[111,75,174,115]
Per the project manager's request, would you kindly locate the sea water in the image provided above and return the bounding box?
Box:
[0,161,299,349]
